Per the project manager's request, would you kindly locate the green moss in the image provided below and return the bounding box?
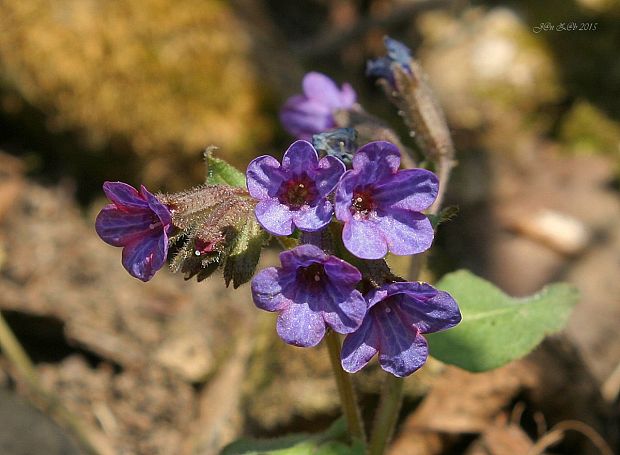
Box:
[0,0,273,188]
[560,100,620,157]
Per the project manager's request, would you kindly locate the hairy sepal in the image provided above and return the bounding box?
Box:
[223,216,269,288]
[162,184,267,286]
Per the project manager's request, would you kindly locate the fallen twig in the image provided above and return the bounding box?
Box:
[602,360,620,403]
[527,420,613,455]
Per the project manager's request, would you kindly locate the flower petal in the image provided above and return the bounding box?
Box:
[334,170,357,223]
[320,285,366,334]
[377,210,434,256]
[365,287,392,312]
[276,303,326,347]
[103,181,148,210]
[142,186,172,226]
[121,232,167,282]
[388,283,461,334]
[341,316,379,373]
[315,155,346,198]
[280,95,332,139]
[279,244,327,271]
[251,267,292,312]
[323,256,362,288]
[351,142,401,183]
[374,168,438,212]
[377,318,428,377]
[342,218,388,259]
[247,155,284,200]
[339,82,356,107]
[255,199,294,236]
[281,140,319,175]
[95,205,154,246]
[302,72,344,109]
[292,200,333,232]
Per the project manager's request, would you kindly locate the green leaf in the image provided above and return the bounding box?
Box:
[221,418,364,455]
[428,205,458,230]
[221,440,362,455]
[427,270,578,372]
[223,216,268,288]
[205,147,246,187]
[220,433,311,455]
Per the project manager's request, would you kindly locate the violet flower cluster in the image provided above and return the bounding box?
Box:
[248,140,437,259]
[248,138,460,377]
[94,63,461,378]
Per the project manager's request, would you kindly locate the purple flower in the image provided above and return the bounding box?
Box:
[366,36,412,86]
[280,72,356,140]
[246,140,345,236]
[95,181,172,281]
[335,141,438,259]
[341,282,461,377]
[251,244,367,347]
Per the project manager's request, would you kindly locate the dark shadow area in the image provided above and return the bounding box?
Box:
[3,310,119,370]
[430,142,495,279]
[0,98,142,206]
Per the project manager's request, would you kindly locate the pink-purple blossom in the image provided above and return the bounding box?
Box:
[251,244,367,347]
[334,141,438,259]
[95,181,172,281]
[280,72,356,140]
[246,140,345,236]
[341,282,461,377]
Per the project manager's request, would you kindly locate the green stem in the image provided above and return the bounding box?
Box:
[0,311,113,455]
[325,331,366,443]
[368,374,404,455]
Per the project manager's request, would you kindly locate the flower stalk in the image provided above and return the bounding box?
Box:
[368,374,404,455]
[325,330,366,443]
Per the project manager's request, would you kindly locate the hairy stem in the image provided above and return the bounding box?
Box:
[325,330,366,443]
[0,311,114,455]
[368,374,405,455]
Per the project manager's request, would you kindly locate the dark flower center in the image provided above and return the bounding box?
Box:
[351,187,376,219]
[296,262,327,288]
[378,295,399,313]
[278,173,318,209]
[147,212,163,230]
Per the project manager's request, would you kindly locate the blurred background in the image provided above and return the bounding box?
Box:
[0,0,619,453]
